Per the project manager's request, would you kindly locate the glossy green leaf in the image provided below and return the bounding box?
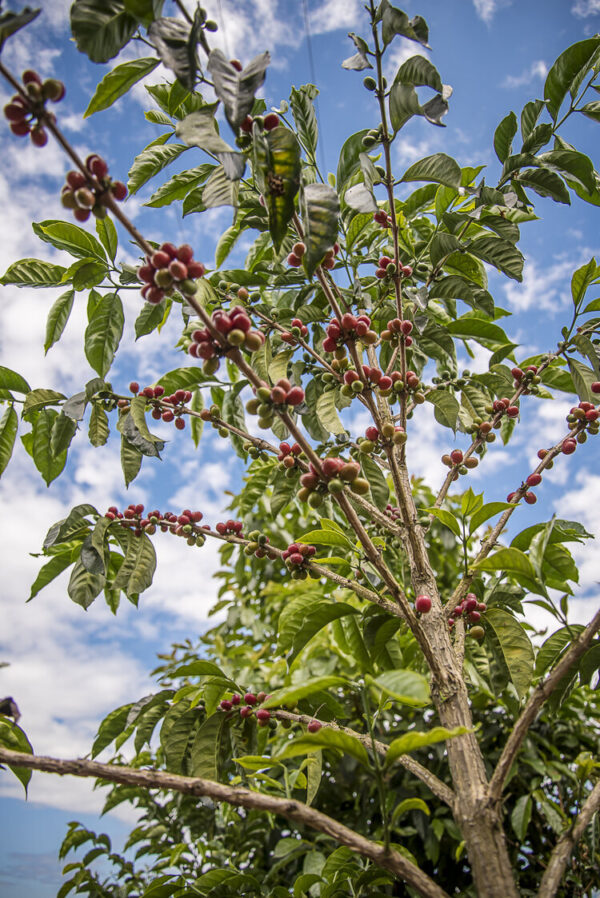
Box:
[27,408,68,485]
[426,507,461,537]
[43,504,96,550]
[469,501,515,535]
[148,14,200,91]
[511,794,532,841]
[361,453,390,509]
[68,559,105,609]
[426,390,460,432]
[0,7,40,52]
[175,106,235,155]
[0,406,18,477]
[92,703,132,757]
[253,127,301,250]
[316,389,346,435]
[197,163,240,210]
[394,54,442,91]
[156,367,217,394]
[276,727,369,767]
[145,164,214,207]
[521,99,544,140]
[0,258,67,288]
[128,142,188,195]
[336,129,370,188]
[290,84,319,158]
[50,412,77,457]
[568,358,596,402]
[71,0,137,63]
[45,290,75,353]
[544,37,600,120]
[28,553,73,601]
[401,153,461,189]
[207,49,270,130]
[391,798,430,824]
[475,547,537,580]
[298,529,353,550]
[0,719,33,793]
[88,405,109,447]
[301,183,341,276]
[189,713,228,780]
[389,82,422,132]
[112,531,156,600]
[0,366,30,394]
[263,677,347,710]
[120,436,142,486]
[535,625,584,676]
[385,726,469,767]
[215,223,242,269]
[368,670,430,707]
[32,220,106,262]
[494,111,517,163]
[468,235,523,281]
[516,167,570,204]
[485,608,535,699]
[381,4,429,49]
[84,292,124,377]
[85,56,159,116]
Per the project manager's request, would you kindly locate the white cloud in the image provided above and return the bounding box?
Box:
[572,0,600,16]
[503,249,598,314]
[473,0,498,23]
[309,0,362,34]
[502,60,548,89]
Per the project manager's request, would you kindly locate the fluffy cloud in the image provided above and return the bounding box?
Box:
[571,0,600,16]
[502,60,548,89]
[503,249,598,314]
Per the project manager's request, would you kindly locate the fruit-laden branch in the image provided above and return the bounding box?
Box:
[0,747,451,898]
[272,710,455,806]
[537,778,600,898]
[488,606,600,803]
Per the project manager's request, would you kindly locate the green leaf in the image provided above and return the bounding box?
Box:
[394,54,442,92]
[468,235,523,281]
[535,625,584,676]
[215,223,242,269]
[148,13,201,90]
[447,317,509,346]
[145,164,214,207]
[85,56,159,116]
[193,163,239,211]
[389,82,422,132]
[298,529,353,551]
[485,608,535,699]
[580,100,600,122]
[156,366,217,393]
[426,390,459,432]
[71,0,137,63]
[32,220,106,262]
[50,413,77,457]
[494,111,517,163]
[0,720,33,793]
[301,183,340,276]
[426,507,461,537]
[0,406,18,477]
[92,703,132,757]
[276,727,369,767]
[368,670,430,707]
[361,453,389,509]
[134,298,168,339]
[43,504,96,549]
[278,596,359,664]
[341,31,372,71]
[0,7,40,52]
[476,546,537,580]
[128,142,188,195]
[336,129,370,188]
[120,436,142,486]
[263,677,347,710]
[268,349,293,384]
[544,37,600,120]
[189,713,228,780]
[521,99,545,140]
[511,794,532,841]
[401,153,461,189]
[45,291,75,353]
[96,219,118,265]
[189,389,204,448]
[89,405,109,447]
[253,127,302,250]
[85,292,124,377]
[113,531,156,600]
[207,49,270,130]
[290,84,319,158]
[316,389,346,435]
[391,798,430,824]
[469,502,514,535]
[381,5,429,49]
[28,553,73,601]
[0,258,67,288]
[175,106,237,155]
[0,366,30,394]
[516,167,570,204]
[68,559,105,609]
[27,408,68,485]
[22,388,66,417]
[385,726,469,767]
[572,258,600,307]
[568,358,596,402]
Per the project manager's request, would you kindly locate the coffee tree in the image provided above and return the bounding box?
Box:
[0,1,600,896]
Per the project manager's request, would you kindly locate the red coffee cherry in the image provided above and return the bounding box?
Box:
[307,720,322,733]
[415,595,432,613]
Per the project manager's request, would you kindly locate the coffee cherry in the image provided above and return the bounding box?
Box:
[30,126,48,147]
[256,709,271,721]
[470,626,485,640]
[307,720,322,733]
[415,595,432,614]
[175,417,185,430]
[244,692,257,705]
[263,113,279,130]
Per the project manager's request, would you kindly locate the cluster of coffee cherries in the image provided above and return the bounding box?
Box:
[375,256,413,281]
[282,542,317,579]
[103,504,206,547]
[189,307,265,374]
[239,111,280,135]
[299,457,369,506]
[61,154,127,223]
[277,441,303,467]
[3,69,64,146]
[218,690,322,734]
[491,397,520,419]
[322,314,378,354]
[506,470,543,505]
[511,365,542,395]
[281,317,309,344]
[287,241,339,271]
[564,396,600,446]
[358,423,407,454]
[381,317,414,347]
[448,593,487,639]
[245,379,305,430]
[373,209,393,229]
[244,529,274,559]
[123,382,191,430]
[138,243,205,305]
[441,448,479,479]
[340,365,394,398]
[215,519,243,537]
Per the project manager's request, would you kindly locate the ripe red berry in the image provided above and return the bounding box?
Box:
[286,387,305,406]
[244,692,257,706]
[562,440,577,455]
[506,406,520,417]
[129,381,140,394]
[256,709,270,721]
[73,208,91,223]
[378,376,392,391]
[287,252,302,267]
[169,260,188,281]
[111,180,127,200]
[365,426,379,441]
[415,595,432,613]
[263,113,279,130]
[450,449,463,465]
[231,693,241,705]
[22,69,41,85]
[506,492,518,502]
[240,705,253,718]
[175,417,185,430]
[591,382,600,394]
[307,720,322,733]
[220,699,233,711]
[230,59,243,72]
[30,126,48,147]
[240,115,253,133]
[4,103,26,121]
[526,473,542,487]
[524,491,537,504]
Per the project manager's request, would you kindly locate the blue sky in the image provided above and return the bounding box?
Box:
[1,0,600,894]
